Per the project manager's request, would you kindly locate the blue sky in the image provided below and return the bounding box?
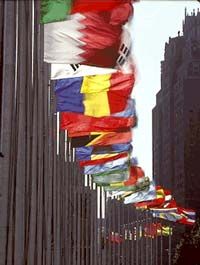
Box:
[131,1,200,178]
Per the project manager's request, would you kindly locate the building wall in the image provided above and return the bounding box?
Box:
[0,2,100,265]
[153,10,200,210]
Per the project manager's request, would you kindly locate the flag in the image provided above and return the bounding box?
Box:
[124,182,156,204]
[51,64,117,80]
[177,207,196,225]
[111,99,135,118]
[44,5,133,68]
[40,0,71,24]
[41,0,134,24]
[71,1,134,14]
[161,199,177,209]
[109,232,123,244]
[144,223,162,238]
[70,134,100,147]
[76,143,132,158]
[144,224,172,237]
[70,130,132,147]
[93,168,130,184]
[153,207,196,225]
[106,176,150,193]
[60,112,135,136]
[55,72,134,95]
[75,143,132,161]
[157,226,173,237]
[150,207,177,213]
[79,152,129,167]
[51,59,135,79]
[55,73,135,116]
[103,165,145,190]
[83,156,129,175]
[152,210,182,223]
[92,157,137,184]
[178,217,195,225]
[135,187,169,209]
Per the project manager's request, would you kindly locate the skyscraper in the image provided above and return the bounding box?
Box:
[153,9,200,211]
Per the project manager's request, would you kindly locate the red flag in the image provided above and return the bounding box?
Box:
[124,166,145,186]
[61,112,135,136]
[144,223,162,238]
[44,3,133,68]
[162,199,177,209]
[109,233,123,244]
[71,0,135,13]
[177,207,196,225]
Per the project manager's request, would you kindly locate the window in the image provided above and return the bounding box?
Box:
[188,62,200,76]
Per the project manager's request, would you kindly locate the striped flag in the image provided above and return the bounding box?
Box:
[79,152,129,167]
[54,73,135,116]
[75,143,132,161]
[60,112,136,136]
[83,155,129,175]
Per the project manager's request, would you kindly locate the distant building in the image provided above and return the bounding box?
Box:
[153,9,200,212]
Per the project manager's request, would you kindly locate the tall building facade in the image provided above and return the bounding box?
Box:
[153,9,200,211]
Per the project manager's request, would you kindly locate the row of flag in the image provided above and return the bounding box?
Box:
[41,0,195,228]
[107,223,173,244]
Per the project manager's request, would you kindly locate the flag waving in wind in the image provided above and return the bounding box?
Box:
[60,112,136,137]
[41,0,135,24]
[44,4,133,68]
[75,143,132,161]
[124,182,156,204]
[79,152,129,167]
[70,130,132,147]
[83,155,129,175]
[55,72,135,116]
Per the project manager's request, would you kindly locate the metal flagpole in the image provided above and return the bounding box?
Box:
[160,221,163,265]
[140,211,144,265]
[121,202,125,265]
[136,210,139,265]
[168,225,172,265]
[117,199,121,265]
[130,208,135,265]
[145,211,149,265]
[150,217,153,265]
[155,217,158,265]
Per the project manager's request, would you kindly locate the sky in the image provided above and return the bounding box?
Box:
[131,1,200,179]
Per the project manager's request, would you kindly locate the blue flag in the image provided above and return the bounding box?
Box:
[76,143,132,161]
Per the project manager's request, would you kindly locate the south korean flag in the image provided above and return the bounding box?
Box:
[116,25,133,73]
[51,64,117,80]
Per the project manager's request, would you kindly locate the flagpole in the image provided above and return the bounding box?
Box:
[150,212,153,265]
[136,209,139,265]
[155,216,158,265]
[160,220,163,265]
[168,224,172,265]
[140,211,144,265]
[145,211,148,265]
[127,205,132,265]
[117,199,121,265]
[131,207,135,265]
